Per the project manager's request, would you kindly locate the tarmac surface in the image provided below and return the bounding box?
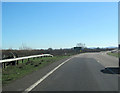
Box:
[3,52,119,92]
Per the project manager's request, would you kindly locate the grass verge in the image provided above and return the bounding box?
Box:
[2,55,70,86]
[107,52,120,58]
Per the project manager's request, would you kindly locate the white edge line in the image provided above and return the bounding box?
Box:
[22,57,73,93]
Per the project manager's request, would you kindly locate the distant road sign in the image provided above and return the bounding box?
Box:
[74,47,82,50]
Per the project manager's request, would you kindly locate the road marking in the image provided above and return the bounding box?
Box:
[22,57,73,93]
[97,60,99,63]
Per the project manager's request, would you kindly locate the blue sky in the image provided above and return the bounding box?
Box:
[2,2,118,49]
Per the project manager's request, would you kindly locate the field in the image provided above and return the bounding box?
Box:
[2,55,70,86]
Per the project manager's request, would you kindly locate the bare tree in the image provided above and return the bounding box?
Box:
[48,48,53,51]
[19,43,32,50]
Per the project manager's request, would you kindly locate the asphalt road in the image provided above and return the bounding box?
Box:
[3,52,119,92]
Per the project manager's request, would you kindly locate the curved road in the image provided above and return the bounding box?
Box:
[3,52,119,92]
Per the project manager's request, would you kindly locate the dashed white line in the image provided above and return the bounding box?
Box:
[22,57,73,93]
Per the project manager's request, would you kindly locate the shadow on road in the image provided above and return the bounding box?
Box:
[101,67,120,74]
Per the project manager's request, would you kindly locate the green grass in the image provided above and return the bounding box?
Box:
[107,52,120,58]
[2,55,70,86]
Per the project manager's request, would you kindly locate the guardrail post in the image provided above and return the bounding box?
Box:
[0,63,2,68]
[28,58,29,61]
[3,63,6,68]
[0,63,2,69]
[16,60,18,65]
[22,59,24,63]
[11,61,16,66]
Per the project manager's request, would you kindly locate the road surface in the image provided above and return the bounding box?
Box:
[3,52,119,92]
